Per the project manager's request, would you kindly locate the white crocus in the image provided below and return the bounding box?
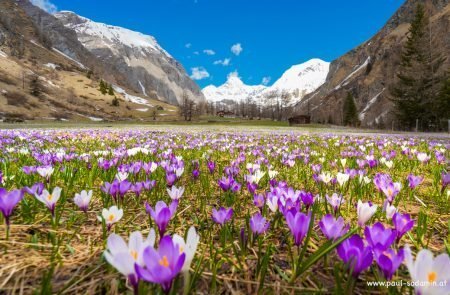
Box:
[167,186,185,200]
[104,230,156,279]
[340,158,347,167]
[417,152,431,163]
[336,172,350,186]
[319,172,333,184]
[35,187,62,213]
[268,170,279,179]
[384,203,397,220]
[173,226,200,273]
[357,200,377,226]
[404,246,450,295]
[37,166,54,179]
[74,190,93,212]
[99,206,123,228]
[385,160,393,169]
[115,172,129,181]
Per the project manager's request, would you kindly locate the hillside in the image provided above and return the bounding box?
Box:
[295,0,450,128]
[0,0,178,122]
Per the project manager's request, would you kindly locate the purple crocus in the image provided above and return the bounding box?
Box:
[145,201,178,236]
[326,193,345,213]
[319,214,349,241]
[285,211,312,246]
[253,194,265,209]
[337,234,373,277]
[211,207,233,226]
[300,192,314,209]
[0,188,24,227]
[166,172,177,187]
[374,247,405,280]
[364,222,396,250]
[218,176,241,192]
[135,236,185,293]
[23,182,44,196]
[249,212,270,235]
[407,174,423,189]
[118,180,132,198]
[392,212,414,241]
[207,161,215,174]
[442,172,450,190]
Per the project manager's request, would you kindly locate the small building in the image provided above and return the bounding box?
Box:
[288,115,311,126]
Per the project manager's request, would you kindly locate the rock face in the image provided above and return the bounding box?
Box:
[203,59,330,106]
[54,11,205,105]
[295,0,450,128]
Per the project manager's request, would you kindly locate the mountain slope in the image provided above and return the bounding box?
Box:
[55,11,205,106]
[0,0,179,122]
[295,0,450,127]
[203,59,329,106]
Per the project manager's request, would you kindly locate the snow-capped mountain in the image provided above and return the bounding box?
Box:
[55,11,204,105]
[203,59,329,105]
[203,74,267,104]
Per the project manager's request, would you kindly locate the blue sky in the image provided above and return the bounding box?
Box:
[34,0,404,88]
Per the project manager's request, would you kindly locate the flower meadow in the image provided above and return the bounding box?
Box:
[0,128,449,294]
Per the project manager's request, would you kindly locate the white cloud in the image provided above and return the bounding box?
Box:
[203,49,216,56]
[227,70,240,79]
[262,76,271,86]
[213,58,231,66]
[190,67,210,80]
[185,43,192,49]
[231,43,243,56]
[30,0,58,14]
[193,51,200,55]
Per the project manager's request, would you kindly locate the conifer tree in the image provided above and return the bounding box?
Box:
[390,3,446,130]
[99,80,107,95]
[108,84,114,96]
[343,92,359,126]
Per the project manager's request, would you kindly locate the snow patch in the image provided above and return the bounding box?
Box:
[136,108,149,112]
[0,50,7,58]
[359,88,385,120]
[44,63,58,70]
[335,57,371,90]
[138,80,147,96]
[113,86,153,106]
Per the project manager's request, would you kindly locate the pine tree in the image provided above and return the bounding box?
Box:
[29,74,41,97]
[435,75,450,125]
[108,84,114,96]
[343,92,359,126]
[99,80,107,95]
[390,3,446,130]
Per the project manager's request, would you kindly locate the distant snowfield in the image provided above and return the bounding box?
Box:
[203,59,330,105]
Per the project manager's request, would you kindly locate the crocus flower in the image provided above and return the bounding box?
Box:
[285,211,312,246]
[211,207,233,226]
[172,226,200,273]
[336,172,350,186]
[24,182,44,196]
[249,212,270,235]
[166,172,177,187]
[36,166,54,180]
[145,201,178,236]
[74,190,93,213]
[319,214,348,241]
[326,193,344,213]
[441,172,450,190]
[384,201,397,220]
[135,236,186,293]
[404,246,450,295]
[253,194,265,209]
[416,152,430,163]
[364,222,396,250]
[35,187,62,217]
[104,230,156,290]
[98,205,123,231]
[207,161,215,174]
[407,174,423,189]
[357,200,377,227]
[337,234,373,277]
[374,247,404,280]
[392,212,414,241]
[167,186,185,200]
[0,188,24,226]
